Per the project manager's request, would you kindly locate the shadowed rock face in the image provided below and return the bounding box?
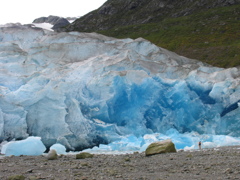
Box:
[32,17,48,23]
[51,18,70,31]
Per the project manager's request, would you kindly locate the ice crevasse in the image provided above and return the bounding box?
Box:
[0,24,240,152]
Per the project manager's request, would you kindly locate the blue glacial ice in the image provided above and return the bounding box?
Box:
[1,136,46,156]
[0,24,240,154]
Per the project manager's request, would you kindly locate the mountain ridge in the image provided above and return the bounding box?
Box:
[66,0,240,31]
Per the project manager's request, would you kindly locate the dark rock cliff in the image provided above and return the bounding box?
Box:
[64,0,240,32]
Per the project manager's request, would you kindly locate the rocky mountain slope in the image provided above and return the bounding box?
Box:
[33,15,70,31]
[64,0,240,68]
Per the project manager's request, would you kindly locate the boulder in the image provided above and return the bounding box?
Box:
[145,139,176,156]
[76,152,94,159]
[46,149,58,160]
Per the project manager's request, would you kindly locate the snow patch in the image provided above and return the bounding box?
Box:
[32,23,54,31]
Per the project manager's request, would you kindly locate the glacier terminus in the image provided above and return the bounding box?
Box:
[0,24,240,154]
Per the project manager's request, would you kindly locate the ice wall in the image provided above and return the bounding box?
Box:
[0,24,240,151]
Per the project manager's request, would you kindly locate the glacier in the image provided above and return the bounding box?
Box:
[0,24,240,153]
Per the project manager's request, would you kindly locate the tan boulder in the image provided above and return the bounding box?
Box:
[145,139,177,156]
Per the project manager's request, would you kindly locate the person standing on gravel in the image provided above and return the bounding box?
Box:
[198,141,202,150]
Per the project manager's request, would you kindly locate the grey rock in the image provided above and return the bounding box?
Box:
[33,15,61,24]
[98,4,117,15]
[52,18,70,31]
[46,15,61,24]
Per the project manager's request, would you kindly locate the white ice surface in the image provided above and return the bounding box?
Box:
[1,137,46,156]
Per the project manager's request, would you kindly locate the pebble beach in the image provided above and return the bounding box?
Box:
[1,146,240,180]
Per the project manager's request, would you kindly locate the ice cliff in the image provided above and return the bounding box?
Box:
[0,24,240,151]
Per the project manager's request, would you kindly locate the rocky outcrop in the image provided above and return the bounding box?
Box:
[145,139,177,156]
[32,17,48,24]
[33,15,70,31]
[51,18,70,31]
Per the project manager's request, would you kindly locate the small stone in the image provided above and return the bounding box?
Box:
[81,162,90,167]
[46,149,58,160]
[80,176,88,180]
[224,168,233,174]
[28,176,38,180]
[26,169,33,173]
[124,157,130,162]
[76,152,94,159]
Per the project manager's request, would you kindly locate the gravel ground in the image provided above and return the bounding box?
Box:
[1,146,240,180]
